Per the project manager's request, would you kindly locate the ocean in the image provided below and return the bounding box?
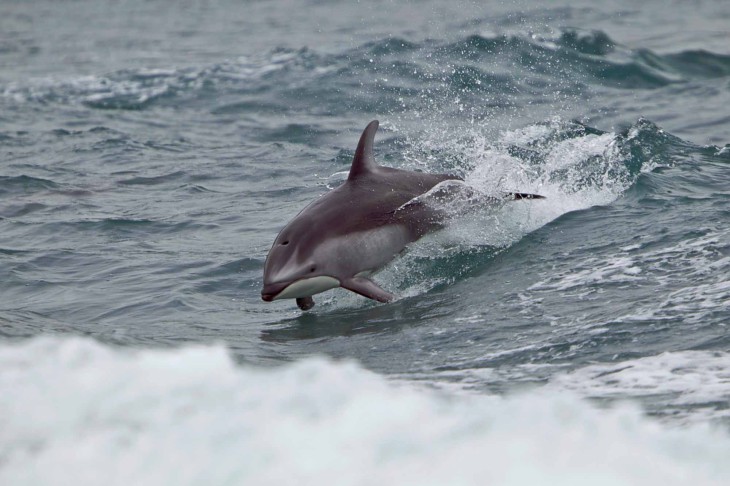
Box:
[1,0,729,484]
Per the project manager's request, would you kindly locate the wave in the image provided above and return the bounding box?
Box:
[3,29,729,112]
[353,117,700,303]
[527,225,730,326]
[413,345,730,426]
[3,112,718,316]
[0,175,58,196]
[547,350,730,424]
[1,336,729,485]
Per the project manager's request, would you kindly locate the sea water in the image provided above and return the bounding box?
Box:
[1,0,729,484]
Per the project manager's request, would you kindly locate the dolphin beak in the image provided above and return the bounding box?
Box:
[261,276,339,302]
[261,281,289,302]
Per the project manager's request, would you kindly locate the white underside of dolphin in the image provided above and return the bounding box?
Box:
[273,276,340,300]
[261,120,544,310]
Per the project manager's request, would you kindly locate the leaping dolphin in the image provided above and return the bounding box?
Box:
[261,120,543,310]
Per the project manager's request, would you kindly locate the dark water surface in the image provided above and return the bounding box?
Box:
[1,1,730,482]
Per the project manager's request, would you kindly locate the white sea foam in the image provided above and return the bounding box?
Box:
[547,351,730,424]
[426,119,630,246]
[528,227,730,323]
[371,119,632,299]
[2,73,177,106]
[0,52,305,106]
[2,337,730,485]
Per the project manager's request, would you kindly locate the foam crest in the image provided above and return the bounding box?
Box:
[443,119,632,228]
[373,119,639,298]
[0,49,316,109]
[548,351,730,424]
[2,337,730,485]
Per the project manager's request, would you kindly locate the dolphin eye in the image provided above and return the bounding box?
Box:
[281,241,289,246]
[309,266,316,273]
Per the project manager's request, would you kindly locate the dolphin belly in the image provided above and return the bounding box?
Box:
[316,224,413,277]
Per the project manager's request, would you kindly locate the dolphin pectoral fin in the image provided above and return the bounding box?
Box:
[296,297,315,311]
[342,277,394,303]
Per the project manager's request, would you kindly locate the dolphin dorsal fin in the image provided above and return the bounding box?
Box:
[348,120,379,181]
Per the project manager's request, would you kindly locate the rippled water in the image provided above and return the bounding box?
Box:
[1,0,729,483]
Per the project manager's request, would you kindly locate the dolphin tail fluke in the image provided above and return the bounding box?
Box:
[504,192,545,200]
[342,276,394,303]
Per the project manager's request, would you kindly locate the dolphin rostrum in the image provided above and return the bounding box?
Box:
[262,120,543,310]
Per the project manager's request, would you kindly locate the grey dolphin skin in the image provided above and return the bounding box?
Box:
[262,120,544,310]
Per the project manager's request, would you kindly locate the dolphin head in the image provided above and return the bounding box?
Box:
[261,224,340,302]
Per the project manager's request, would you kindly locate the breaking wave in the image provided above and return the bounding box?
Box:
[2,337,730,485]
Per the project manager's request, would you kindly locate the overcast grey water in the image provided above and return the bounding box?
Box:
[1,1,730,484]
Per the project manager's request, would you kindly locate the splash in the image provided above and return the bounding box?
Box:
[368,117,651,299]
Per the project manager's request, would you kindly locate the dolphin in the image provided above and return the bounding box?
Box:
[261,120,543,310]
